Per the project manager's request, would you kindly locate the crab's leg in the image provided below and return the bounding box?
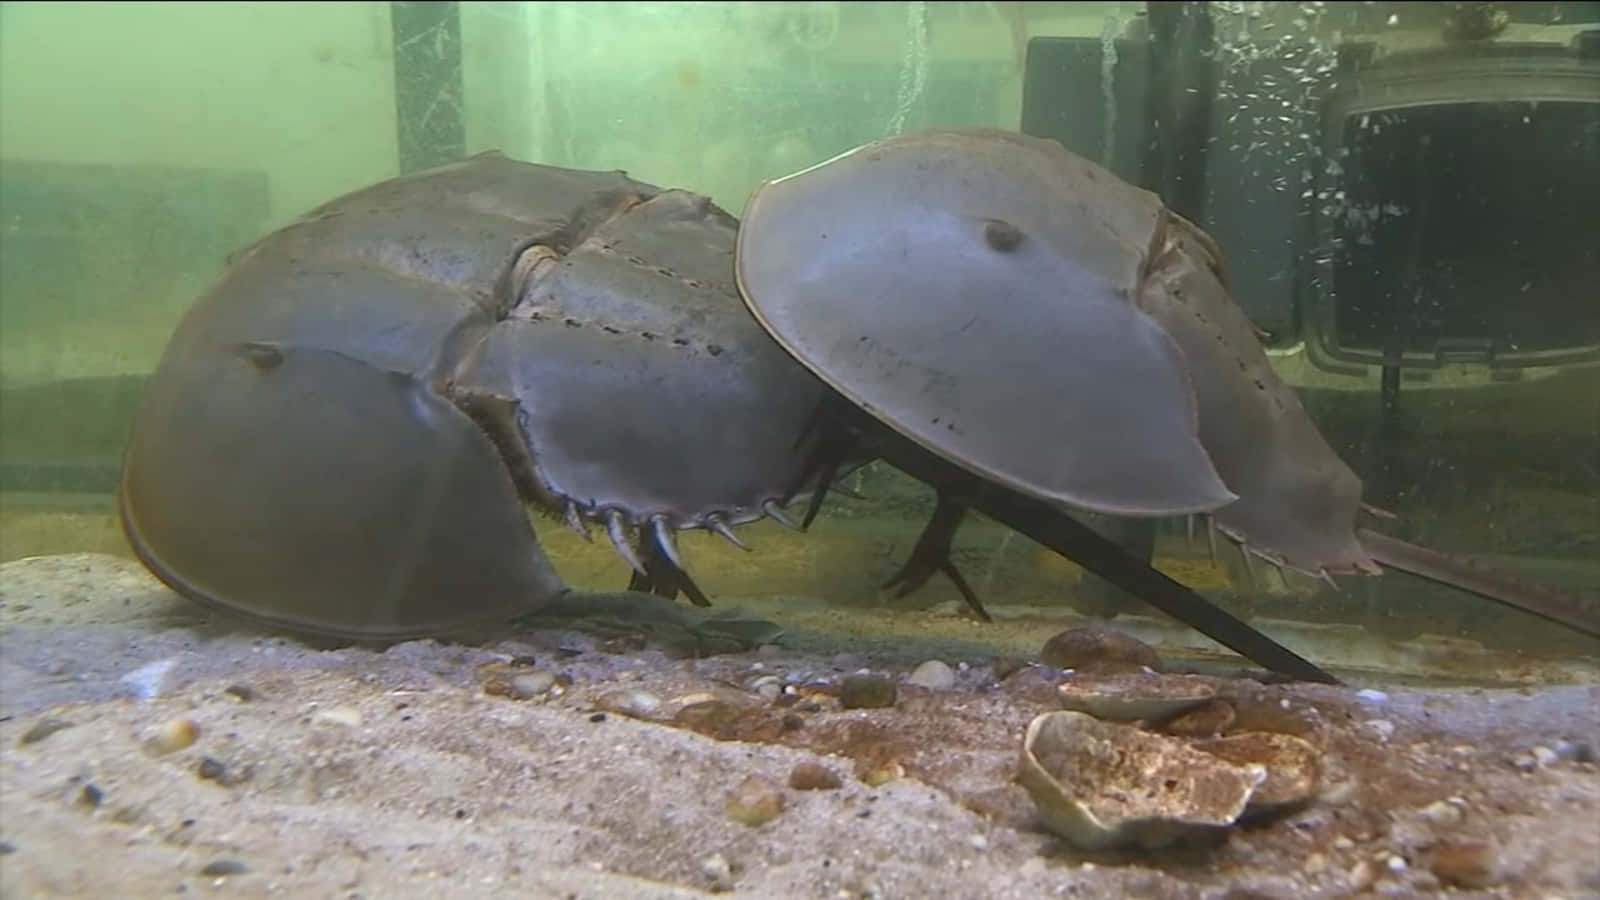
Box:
[880,490,992,622]
[625,525,713,608]
[800,392,1338,683]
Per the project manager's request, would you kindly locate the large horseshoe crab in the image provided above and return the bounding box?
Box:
[734,128,1599,649]
[117,154,839,647]
[117,146,1332,679]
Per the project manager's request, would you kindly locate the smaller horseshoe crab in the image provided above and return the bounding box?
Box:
[735,128,1599,650]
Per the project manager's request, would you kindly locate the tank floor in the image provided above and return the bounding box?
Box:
[3,552,1597,899]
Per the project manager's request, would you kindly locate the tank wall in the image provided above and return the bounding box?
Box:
[2,2,1594,680]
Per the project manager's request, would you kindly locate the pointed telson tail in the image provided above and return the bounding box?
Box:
[1357,528,1600,640]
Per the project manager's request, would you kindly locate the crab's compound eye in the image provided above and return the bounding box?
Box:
[235,341,284,372]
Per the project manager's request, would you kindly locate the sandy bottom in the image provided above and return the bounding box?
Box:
[3,553,1599,899]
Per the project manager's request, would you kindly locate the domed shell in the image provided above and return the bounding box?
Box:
[735,129,1236,518]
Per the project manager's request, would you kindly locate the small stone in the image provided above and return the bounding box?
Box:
[1550,739,1585,762]
[510,671,557,699]
[1304,852,1326,874]
[1510,753,1538,772]
[199,859,249,877]
[18,718,74,746]
[1530,745,1559,767]
[725,775,784,827]
[119,658,177,700]
[598,690,663,719]
[751,676,784,701]
[905,660,956,690]
[1333,836,1355,850]
[674,699,752,740]
[1040,625,1161,674]
[312,706,362,728]
[1364,719,1395,742]
[1160,699,1236,737]
[788,762,842,791]
[1429,840,1496,888]
[699,852,733,885]
[222,683,255,702]
[196,757,228,783]
[1348,859,1376,892]
[859,761,904,787]
[1385,854,1407,872]
[968,834,988,851]
[77,783,103,807]
[838,675,897,709]
[1356,689,1389,703]
[144,718,198,755]
[1418,799,1464,826]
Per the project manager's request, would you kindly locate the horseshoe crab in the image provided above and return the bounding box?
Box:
[734,127,1600,647]
[119,149,1317,676]
[118,153,838,643]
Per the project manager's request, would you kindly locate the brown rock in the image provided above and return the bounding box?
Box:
[1040,625,1161,674]
[838,674,897,709]
[1429,839,1497,889]
[725,775,784,827]
[788,761,843,791]
[1160,699,1236,737]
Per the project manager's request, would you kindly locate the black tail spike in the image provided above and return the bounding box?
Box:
[847,408,1340,684]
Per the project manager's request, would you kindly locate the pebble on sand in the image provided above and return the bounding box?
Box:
[511,671,557,699]
[1428,840,1497,888]
[222,683,255,702]
[838,675,897,709]
[788,761,843,791]
[597,689,663,719]
[906,660,956,690]
[725,775,785,827]
[1040,625,1161,674]
[18,718,75,746]
[199,859,249,877]
[196,757,229,783]
[144,718,198,755]
[312,706,362,728]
